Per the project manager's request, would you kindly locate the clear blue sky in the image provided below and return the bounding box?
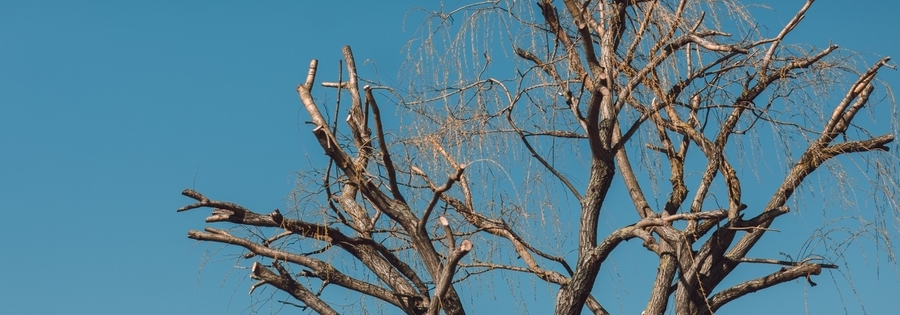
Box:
[1,1,897,314]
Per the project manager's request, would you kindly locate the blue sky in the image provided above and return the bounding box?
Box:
[1,1,897,314]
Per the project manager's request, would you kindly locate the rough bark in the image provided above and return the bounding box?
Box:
[178,1,897,314]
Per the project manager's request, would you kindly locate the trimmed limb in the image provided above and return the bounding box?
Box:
[250,261,338,315]
[687,34,747,53]
[298,53,413,227]
[297,60,328,128]
[323,46,369,153]
[427,218,473,315]
[321,60,353,230]
[439,216,455,249]
[416,171,601,311]
[299,62,361,184]
[178,189,251,215]
[188,228,405,309]
[180,189,331,240]
[404,159,470,314]
[418,166,466,233]
[180,190,428,304]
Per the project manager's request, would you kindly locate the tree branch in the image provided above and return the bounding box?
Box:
[365,85,405,202]
[250,261,339,315]
[708,263,824,311]
[188,228,405,308]
[427,218,473,315]
[760,0,815,75]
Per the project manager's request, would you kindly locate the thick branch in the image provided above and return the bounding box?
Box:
[822,57,891,142]
[180,190,427,306]
[188,228,404,308]
[250,261,338,315]
[555,225,639,315]
[418,166,466,232]
[428,237,473,315]
[708,264,823,312]
[537,0,591,88]
[739,257,838,269]
[178,189,251,215]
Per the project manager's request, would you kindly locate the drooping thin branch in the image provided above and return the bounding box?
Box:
[622,0,656,66]
[507,99,582,200]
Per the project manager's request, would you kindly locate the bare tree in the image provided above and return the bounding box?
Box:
[178,1,898,314]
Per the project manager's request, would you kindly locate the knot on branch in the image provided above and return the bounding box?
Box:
[270,209,284,225]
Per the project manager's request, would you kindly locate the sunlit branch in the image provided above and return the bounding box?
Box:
[365,86,405,202]
[250,261,338,315]
[189,228,404,308]
[707,263,825,312]
[760,0,815,75]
